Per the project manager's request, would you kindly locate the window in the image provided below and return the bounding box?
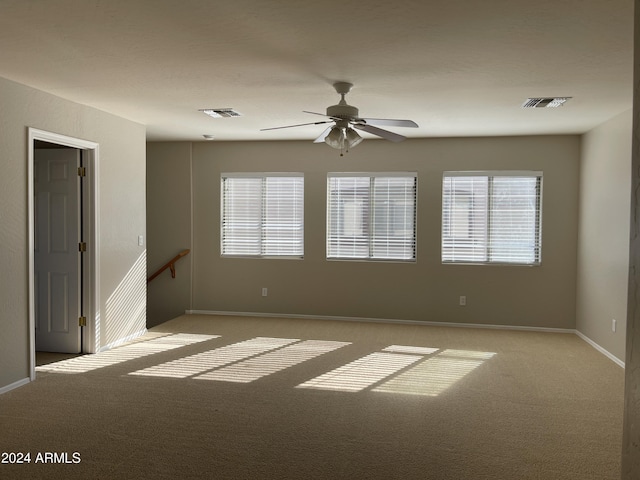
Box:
[442,171,542,265]
[327,173,417,261]
[221,174,304,257]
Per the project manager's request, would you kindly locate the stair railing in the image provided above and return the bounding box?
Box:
[147,249,190,283]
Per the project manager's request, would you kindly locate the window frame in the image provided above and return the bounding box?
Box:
[326,172,418,262]
[441,171,543,266]
[220,172,304,259]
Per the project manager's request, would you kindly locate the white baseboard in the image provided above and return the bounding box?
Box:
[185,309,576,334]
[0,377,31,395]
[98,328,148,352]
[575,330,625,368]
[186,310,623,366]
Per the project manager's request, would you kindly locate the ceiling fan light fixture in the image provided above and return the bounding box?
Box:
[261,82,416,153]
[325,126,345,149]
[345,127,363,149]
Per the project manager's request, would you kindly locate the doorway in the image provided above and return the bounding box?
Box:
[28,128,100,380]
[34,145,82,353]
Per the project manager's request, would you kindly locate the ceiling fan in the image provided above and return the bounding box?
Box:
[261,82,419,155]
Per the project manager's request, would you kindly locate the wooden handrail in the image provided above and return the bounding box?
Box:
[147,249,190,283]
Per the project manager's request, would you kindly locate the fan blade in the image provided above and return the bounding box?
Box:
[303,110,331,118]
[304,111,344,123]
[353,124,406,142]
[261,120,332,131]
[313,127,332,143]
[359,118,418,128]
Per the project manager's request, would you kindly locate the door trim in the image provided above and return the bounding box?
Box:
[28,128,100,380]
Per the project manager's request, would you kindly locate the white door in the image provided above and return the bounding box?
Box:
[34,148,82,353]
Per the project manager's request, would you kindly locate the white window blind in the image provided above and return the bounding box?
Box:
[221,174,304,257]
[327,174,417,261]
[442,172,542,265]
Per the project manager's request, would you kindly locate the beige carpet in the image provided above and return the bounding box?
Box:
[0,314,625,479]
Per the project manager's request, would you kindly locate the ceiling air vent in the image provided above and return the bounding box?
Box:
[199,108,242,118]
[522,97,571,108]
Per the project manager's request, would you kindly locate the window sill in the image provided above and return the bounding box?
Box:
[327,257,417,264]
[441,261,540,267]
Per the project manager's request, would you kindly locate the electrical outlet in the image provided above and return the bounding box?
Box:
[459,296,466,306]
[612,319,617,333]
[262,287,268,297]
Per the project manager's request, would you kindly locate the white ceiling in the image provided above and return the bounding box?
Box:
[0,0,634,142]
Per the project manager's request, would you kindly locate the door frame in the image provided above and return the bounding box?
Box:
[28,128,100,380]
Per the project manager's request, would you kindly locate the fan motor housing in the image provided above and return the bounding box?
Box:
[327,103,359,119]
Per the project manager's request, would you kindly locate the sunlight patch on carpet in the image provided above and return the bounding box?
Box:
[128,337,299,379]
[194,340,351,383]
[296,346,496,396]
[373,349,496,396]
[36,334,217,374]
[382,345,439,355]
[296,352,423,392]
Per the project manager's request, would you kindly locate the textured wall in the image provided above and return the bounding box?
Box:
[170,135,580,329]
[0,76,146,390]
[146,142,193,327]
[577,110,632,363]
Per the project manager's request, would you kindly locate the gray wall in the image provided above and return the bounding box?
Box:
[146,142,193,327]
[0,76,147,390]
[148,135,580,329]
[576,110,632,362]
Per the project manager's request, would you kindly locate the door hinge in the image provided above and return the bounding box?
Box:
[79,242,87,252]
[79,316,87,327]
[78,167,86,177]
